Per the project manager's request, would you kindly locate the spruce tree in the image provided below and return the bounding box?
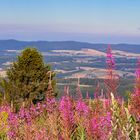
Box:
[6,47,56,106]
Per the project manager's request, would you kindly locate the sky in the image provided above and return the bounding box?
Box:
[0,0,140,43]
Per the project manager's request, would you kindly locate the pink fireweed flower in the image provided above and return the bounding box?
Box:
[105,45,119,98]
[88,112,111,139]
[46,97,56,113]
[107,53,112,58]
[103,99,110,109]
[35,102,44,114]
[100,112,111,128]
[8,113,18,127]
[130,59,140,118]
[18,107,32,124]
[7,113,19,139]
[46,97,56,105]
[7,131,17,139]
[75,100,89,117]
[59,96,74,129]
[106,45,115,68]
[29,103,43,117]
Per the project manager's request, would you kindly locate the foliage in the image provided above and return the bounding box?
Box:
[0,48,57,107]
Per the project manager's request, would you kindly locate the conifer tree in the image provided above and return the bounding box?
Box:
[6,48,56,106]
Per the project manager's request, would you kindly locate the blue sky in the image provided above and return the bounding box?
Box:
[0,0,140,43]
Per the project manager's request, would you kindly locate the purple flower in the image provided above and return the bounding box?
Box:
[18,107,32,124]
[76,100,89,116]
[88,112,111,139]
[7,131,16,139]
[59,96,74,129]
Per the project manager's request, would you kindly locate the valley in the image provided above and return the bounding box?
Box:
[0,40,138,98]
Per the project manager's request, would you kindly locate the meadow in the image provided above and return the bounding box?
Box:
[0,89,139,139]
[0,47,139,140]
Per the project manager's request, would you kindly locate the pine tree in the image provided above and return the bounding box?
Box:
[6,48,57,106]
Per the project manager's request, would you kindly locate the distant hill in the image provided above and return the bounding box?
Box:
[0,39,140,53]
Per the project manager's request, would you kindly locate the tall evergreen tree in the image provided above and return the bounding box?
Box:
[6,48,56,106]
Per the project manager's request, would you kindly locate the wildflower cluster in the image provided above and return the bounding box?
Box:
[0,93,139,140]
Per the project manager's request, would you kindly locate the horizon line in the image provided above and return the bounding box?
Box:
[0,39,140,45]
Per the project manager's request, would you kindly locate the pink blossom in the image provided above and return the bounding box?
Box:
[76,100,89,116]
[88,112,111,139]
[59,96,74,129]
